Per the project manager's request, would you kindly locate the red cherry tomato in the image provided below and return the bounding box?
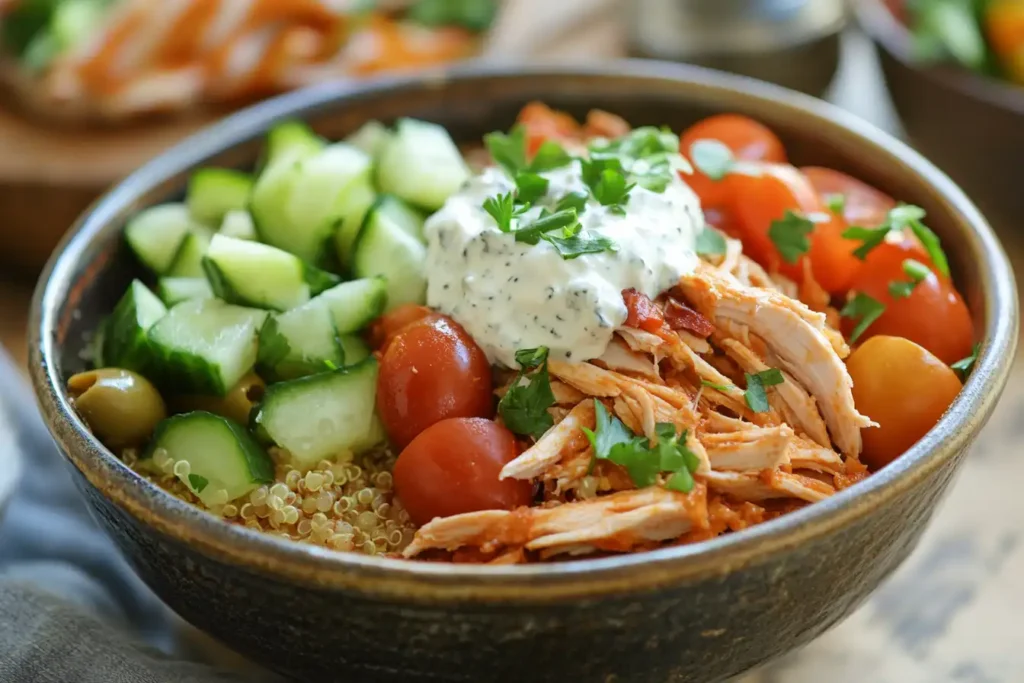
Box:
[704,206,742,240]
[680,114,788,209]
[841,241,974,365]
[393,418,533,526]
[368,304,439,353]
[729,164,861,294]
[517,101,582,155]
[377,315,493,449]
[802,167,898,229]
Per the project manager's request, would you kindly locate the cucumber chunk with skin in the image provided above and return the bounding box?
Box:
[147,299,267,396]
[307,278,388,334]
[352,200,428,311]
[219,209,257,241]
[257,305,344,382]
[157,277,212,306]
[125,203,195,274]
[263,120,325,172]
[187,168,253,226]
[166,226,213,278]
[202,234,340,311]
[101,280,166,373]
[376,118,470,211]
[346,120,390,158]
[333,177,378,268]
[143,411,273,506]
[254,358,382,469]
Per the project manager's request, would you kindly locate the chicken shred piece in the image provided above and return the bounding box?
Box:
[494,379,585,405]
[787,437,845,474]
[594,336,661,381]
[500,400,595,481]
[701,425,793,471]
[703,470,835,504]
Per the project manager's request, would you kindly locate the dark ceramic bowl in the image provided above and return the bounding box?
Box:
[29,62,1018,683]
[855,0,1024,232]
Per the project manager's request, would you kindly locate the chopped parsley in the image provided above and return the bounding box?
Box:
[841,204,950,276]
[580,156,634,213]
[701,379,733,392]
[768,210,815,264]
[842,225,891,260]
[888,259,933,299]
[406,0,499,32]
[484,126,528,176]
[541,223,615,260]
[255,318,291,368]
[841,292,886,343]
[528,140,574,172]
[825,193,847,214]
[951,343,980,380]
[482,191,522,233]
[187,473,209,494]
[513,209,579,245]
[514,171,549,205]
[323,359,339,371]
[555,191,588,214]
[695,226,728,257]
[498,347,556,439]
[689,139,735,181]
[581,402,701,492]
[744,368,784,413]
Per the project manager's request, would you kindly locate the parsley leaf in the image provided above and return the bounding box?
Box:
[406,0,498,32]
[825,193,847,214]
[842,225,891,260]
[484,126,527,176]
[555,191,588,214]
[542,227,615,260]
[514,171,549,205]
[744,368,784,413]
[483,191,519,233]
[906,219,950,278]
[695,226,727,257]
[513,209,579,245]
[581,400,635,460]
[768,210,815,264]
[689,139,735,181]
[498,347,556,439]
[187,473,209,494]
[701,379,733,392]
[888,258,933,299]
[841,204,949,276]
[528,140,573,172]
[951,343,980,380]
[841,292,886,343]
[255,318,292,368]
[580,156,635,212]
[323,359,339,371]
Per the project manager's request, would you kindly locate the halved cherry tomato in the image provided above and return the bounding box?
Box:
[679,114,787,209]
[377,315,493,448]
[393,417,533,526]
[841,241,974,365]
[368,303,439,353]
[704,206,741,240]
[729,164,861,294]
[801,167,898,229]
[517,101,582,155]
[846,336,962,470]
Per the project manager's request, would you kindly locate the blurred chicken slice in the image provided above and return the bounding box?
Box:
[704,470,835,504]
[549,361,698,421]
[718,337,831,449]
[787,437,844,474]
[678,266,869,458]
[500,400,595,481]
[403,487,708,558]
[594,336,660,381]
[701,425,793,471]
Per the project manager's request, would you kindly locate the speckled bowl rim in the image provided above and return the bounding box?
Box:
[29,60,1018,603]
[855,0,1024,117]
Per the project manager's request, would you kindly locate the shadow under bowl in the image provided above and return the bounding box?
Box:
[855,0,1024,233]
[28,62,1018,683]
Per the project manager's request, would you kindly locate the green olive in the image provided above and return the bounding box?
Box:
[169,372,266,426]
[68,368,167,450]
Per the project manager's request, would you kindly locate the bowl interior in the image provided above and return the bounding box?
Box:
[31,63,1018,592]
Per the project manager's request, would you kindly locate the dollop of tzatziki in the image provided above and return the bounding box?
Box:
[423,160,704,369]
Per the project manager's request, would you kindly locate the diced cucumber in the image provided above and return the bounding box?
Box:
[157,277,212,306]
[187,168,253,226]
[124,203,194,274]
[352,201,428,311]
[143,411,273,506]
[251,142,372,265]
[263,120,325,171]
[339,334,370,366]
[257,305,344,382]
[202,234,339,311]
[100,280,166,372]
[148,299,267,396]
[373,195,426,243]
[219,209,257,241]
[376,118,469,210]
[166,226,213,278]
[346,120,390,157]
[253,359,382,468]
[308,278,388,334]
[333,177,378,267]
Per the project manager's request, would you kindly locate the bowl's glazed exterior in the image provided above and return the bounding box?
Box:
[29,63,1017,683]
[855,0,1024,232]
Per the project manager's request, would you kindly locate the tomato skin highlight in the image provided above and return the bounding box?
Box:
[847,336,962,470]
[801,167,897,229]
[377,315,494,449]
[393,418,533,526]
[842,242,974,365]
[369,303,439,353]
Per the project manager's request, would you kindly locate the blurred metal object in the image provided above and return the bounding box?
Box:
[626,0,848,96]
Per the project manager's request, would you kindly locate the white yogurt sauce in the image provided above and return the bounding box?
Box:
[423,161,704,368]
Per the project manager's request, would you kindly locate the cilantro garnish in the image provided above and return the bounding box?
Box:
[888,258,933,299]
[482,192,522,233]
[541,224,615,260]
[825,193,847,214]
[951,343,980,380]
[528,140,574,172]
[555,191,588,214]
[701,379,733,392]
[841,204,950,276]
[498,347,556,439]
[188,473,209,494]
[842,225,891,260]
[484,126,528,176]
[580,156,634,213]
[841,292,886,343]
[744,368,784,413]
[689,139,735,181]
[768,210,815,264]
[695,226,727,257]
[514,171,549,205]
[581,401,700,492]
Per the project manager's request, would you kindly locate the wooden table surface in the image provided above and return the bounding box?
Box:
[3,2,1023,681]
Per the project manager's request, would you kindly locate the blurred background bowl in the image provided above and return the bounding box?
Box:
[855,0,1024,231]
